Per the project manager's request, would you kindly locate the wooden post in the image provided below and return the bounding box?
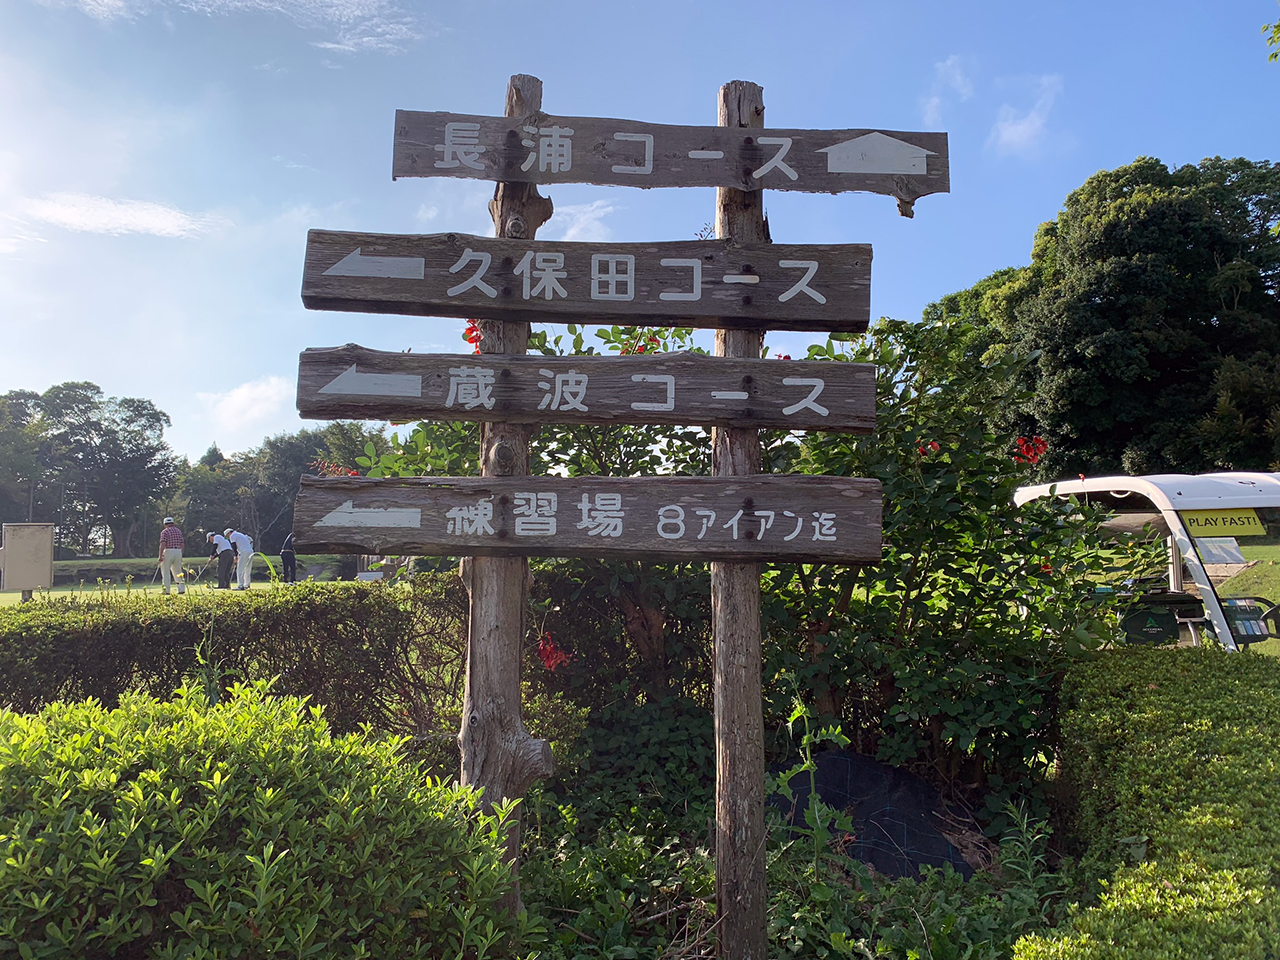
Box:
[712,79,768,960]
[458,73,554,912]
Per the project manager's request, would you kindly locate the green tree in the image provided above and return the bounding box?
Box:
[931,156,1280,477]
[0,392,46,525]
[1266,3,1280,61]
[37,383,178,557]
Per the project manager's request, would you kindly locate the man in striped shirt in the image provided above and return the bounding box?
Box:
[158,517,185,595]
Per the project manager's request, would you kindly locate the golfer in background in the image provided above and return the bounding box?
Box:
[207,531,234,589]
[279,531,297,583]
[158,517,185,595]
[225,528,254,590]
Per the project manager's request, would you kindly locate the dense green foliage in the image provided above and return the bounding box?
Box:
[768,319,1160,807]
[522,731,1066,960]
[0,682,523,958]
[931,156,1280,477]
[1014,648,1280,958]
[0,580,467,739]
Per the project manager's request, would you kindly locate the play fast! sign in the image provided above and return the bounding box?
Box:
[1181,508,1267,537]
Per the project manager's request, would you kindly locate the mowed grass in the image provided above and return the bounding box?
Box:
[0,580,280,607]
[1220,561,1280,606]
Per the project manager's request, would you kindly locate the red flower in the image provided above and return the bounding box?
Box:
[1013,436,1047,465]
[918,440,941,457]
[1040,560,1053,573]
[775,353,791,360]
[463,319,483,354]
[537,633,571,672]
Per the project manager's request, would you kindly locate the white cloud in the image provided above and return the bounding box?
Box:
[936,55,974,100]
[415,203,438,224]
[551,199,618,243]
[920,54,973,127]
[987,75,1064,158]
[22,192,229,237]
[922,95,943,128]
[40,0,424,52]
[197,376,295,447]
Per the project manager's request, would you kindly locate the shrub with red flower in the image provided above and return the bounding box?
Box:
[917,440,941,457]
[620,332,662,355]
[1013,436,1047,465]
[537,633,571,672]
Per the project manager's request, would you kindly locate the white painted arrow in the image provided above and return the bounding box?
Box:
[318,364,422,398]
[818,132,936,175]
[323,248,425,280]
[314,501,422,528]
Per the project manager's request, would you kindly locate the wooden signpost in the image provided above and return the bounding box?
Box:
[297,344,876,431]
[293,74,947,960]
[293,474,881,563]
[393,109,948,213]
[303,230,872,331]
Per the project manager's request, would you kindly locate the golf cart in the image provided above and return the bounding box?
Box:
[1015,473,1280,651]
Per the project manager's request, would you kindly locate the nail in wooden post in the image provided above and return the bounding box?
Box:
[712,79,768,960]
[458,73,555,914]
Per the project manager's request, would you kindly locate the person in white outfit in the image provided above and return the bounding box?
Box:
[225,528,254,590]
[158,517,185,595]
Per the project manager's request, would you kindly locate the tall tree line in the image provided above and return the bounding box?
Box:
[929,156,1279,478]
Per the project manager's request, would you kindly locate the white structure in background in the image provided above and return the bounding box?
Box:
[0,524,55,602]
[1016,473,1280,651]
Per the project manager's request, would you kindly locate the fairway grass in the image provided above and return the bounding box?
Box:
[0,580,280,607]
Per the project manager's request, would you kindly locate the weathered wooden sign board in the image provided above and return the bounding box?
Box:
[297,344,876,432]
[293,474,881,564]
[303,230,872,332]
[393,110,949,204]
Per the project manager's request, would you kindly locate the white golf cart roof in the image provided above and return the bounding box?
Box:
[1015,472,1280,652]
[1015,472,1280,511]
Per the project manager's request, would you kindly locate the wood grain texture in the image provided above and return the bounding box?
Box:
[291,474,882,564]
[712,79,769,960]
[458,73,552,918]
[296,344,876,432]
[393,109,949,205]
[301,230,872,332]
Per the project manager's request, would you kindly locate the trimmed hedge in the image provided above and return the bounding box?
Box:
[0,682,522,958]
[0,579,468,738]
[1014,647,1280,959]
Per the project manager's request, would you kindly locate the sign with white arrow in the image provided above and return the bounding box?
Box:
[303,230,872,333]
[294,474,881,564]
[297,344,876,432]
[313,500,422,528]
[393,110,948,212]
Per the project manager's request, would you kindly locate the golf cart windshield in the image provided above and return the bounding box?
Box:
[1179,506,1280,645]
[1014,473,1280,651]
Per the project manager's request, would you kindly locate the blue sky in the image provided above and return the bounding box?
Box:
[1,0,1277,460]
